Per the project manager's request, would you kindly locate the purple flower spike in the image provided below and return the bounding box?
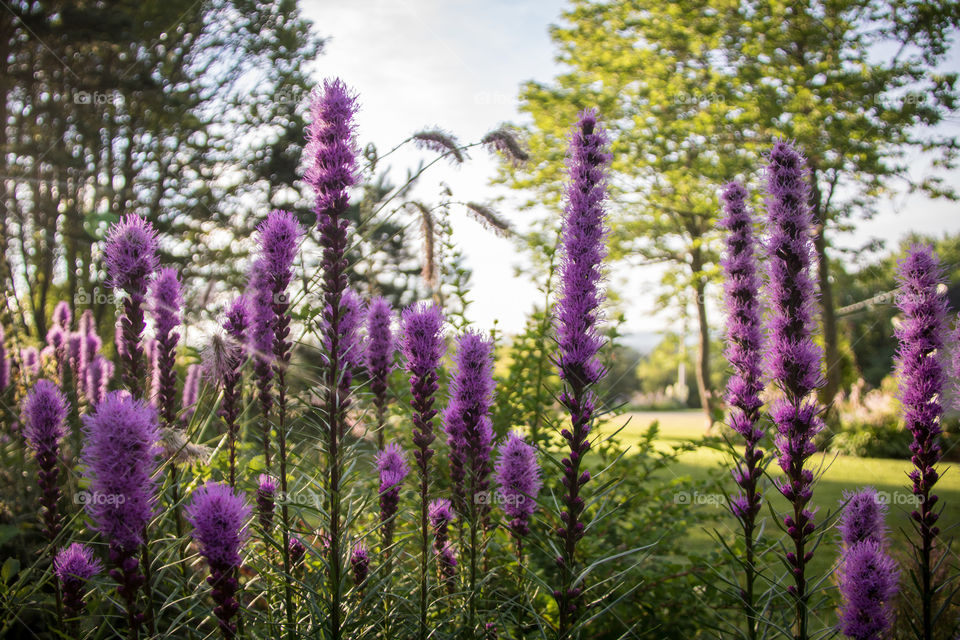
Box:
[82,391,159,633]
[306,79,358,224]
[186,482,250,640]
[21,346,40,379]
[54,543,102,623]
[46,324,65,354]
[0,326,9,391]
[443,331,496,520]
[495,432,542,539]
[78,309,96,336]
[23,379,69,540]
[181,363,202,425]
[150,267,181,427]
[838,488,887,548]
[376,442,409,553]
[289,536,306,568]
[429,498,454,536]
[256,474,277,531]
[364,296,397,447]
[838,541,899,640]
[85,355,114,405]
[53,301,72,330]
[351,544,369,588]
[437,540,458,592]
[895,244,948,637]
[324,287,364,385]
[553,109,610,631]
[105,215,159,397]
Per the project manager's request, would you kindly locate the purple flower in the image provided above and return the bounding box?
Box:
[52,301,72,330]
[79,332,102,387]
[21,346,40,379]
[495,432,542,538]
[351,544,369,587]
[81,391,159,633]
[838,488,887,548]
[443,332,496,517]
[376,443,409,550]
[256,474,277,531]
[82,391,160,552]
[181,363,201,425]
[323,287,365,385]
[23,379,69,540]
[0,326,9,391]
[54,543,102,621]
[150,267,182,427]
[223,296,250,353]
[764,142,824,614]
[105,215,159,397]
[553,109,610,629]
[364,296,397,445]
[46,324,65,354]
[437,540,458,591]
[289,536,306,567]
[837,541,899,640]
[85,355,114,405]
[895,244,948,633]
[104,214,159,295]
[306,79,358,224]
[186,482,250,639]
[78,309,96,336]
[428,498,454,538]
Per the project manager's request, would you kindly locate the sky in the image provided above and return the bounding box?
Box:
[300,0,960,340]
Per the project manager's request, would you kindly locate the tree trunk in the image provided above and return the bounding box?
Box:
[691,252,714,426]
[808,168,840,407]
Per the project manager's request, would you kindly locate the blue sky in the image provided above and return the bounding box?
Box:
[301,0,960,338]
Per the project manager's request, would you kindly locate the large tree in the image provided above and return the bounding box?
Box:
[503,0,960,415]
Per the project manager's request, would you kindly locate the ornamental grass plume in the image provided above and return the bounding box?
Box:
[400,302,446,640]
[204,332,244,486]
[364,296,397,449]
[22,379,69,541]
[307,77,359,640]
[764,141,825,640]
[553,109,610,637]
[81,391,160,636]
[150,267,182,428]
[375,442,410,550]
[185,482,251,640]
[54,543,102,629]
[219,296,250,486]
[895,244,949,640]
[719,180,766,639]
[104,214,159,397]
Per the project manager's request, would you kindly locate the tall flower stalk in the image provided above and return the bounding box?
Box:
[719,181,766,639]
[553,109,610,638]
[221,296,250,487]
[23,379,69,542]
[443,331,495,634]
[895,245,948,640]
[104,215,159,398]
[185,482,250,640]
[364,296,397,449]
[81,392,160,639]
[401,302,446,640]
[252,209,302,637]
[306,78,359,640]
[54,543,102,635]
[764,142,824,640]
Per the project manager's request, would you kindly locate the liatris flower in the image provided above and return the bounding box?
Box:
[429,498,454,548]
[719,180,766,637]
[323,287,364,389]
[895,245,949,639]
[81,391,160,634]
[66,332,83,371]
[79,332,102,389]
[288,536,307,569]
[553,109,610,633]
[376,442,410,550]
[54,543,102,624]
[0,325,9,391]
[150,267,182,428]
[837,540,899,640]
[839,488,887,548]
[78,309,96,337]
[443,332,496,518]
[437,541,458,592]
[764,141,825,638]
[22,379,69,540]
[256,474,277,532]
[104,215,159,397]
[219,296,250,487]
[351,544,369,588]
[46,324,66,361]
[22,346,40,379]
[53,301,72,330]
[85,356,114,405]
[495,432,542,539]
[186,482,250,640]
[365,296,397,448]
[181,363,201,425]
[401,302,446,640]
[309,79,360,640]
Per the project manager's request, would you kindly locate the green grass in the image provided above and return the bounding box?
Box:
[603,410,960,580]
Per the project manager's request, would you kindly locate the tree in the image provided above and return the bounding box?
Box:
[502,0,960,415]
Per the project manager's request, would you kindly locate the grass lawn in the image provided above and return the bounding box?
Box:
[603,410,960,582]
